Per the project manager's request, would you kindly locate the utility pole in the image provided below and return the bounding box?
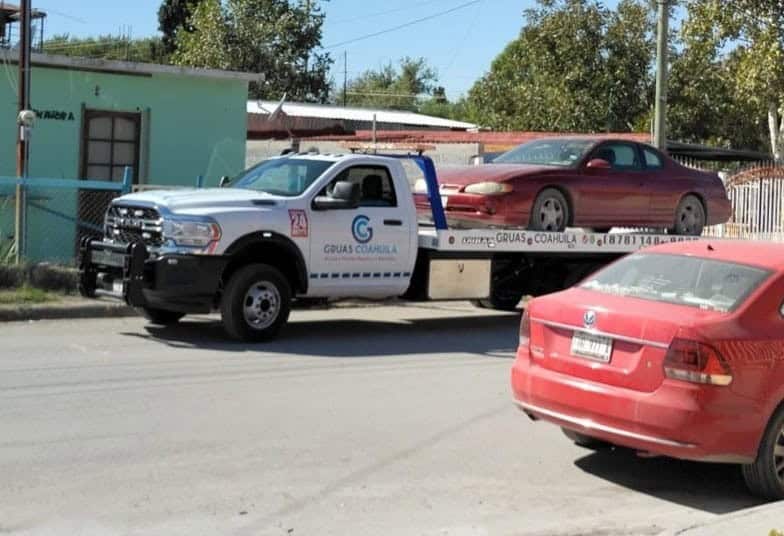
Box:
[653,0,669,152]
[14,0,32,263]
[343,50,348,107]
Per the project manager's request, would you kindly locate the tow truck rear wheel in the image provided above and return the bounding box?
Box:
[221,263,291,342]
[137,307,185,326]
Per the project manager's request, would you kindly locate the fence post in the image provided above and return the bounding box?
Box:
[121,166,133,194]
[196,175,204,189]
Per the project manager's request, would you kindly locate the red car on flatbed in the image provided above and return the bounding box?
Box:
[415,137,731,235]
[512,240,784,498]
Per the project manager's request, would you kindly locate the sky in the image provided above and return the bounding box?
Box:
[33,0,619,99]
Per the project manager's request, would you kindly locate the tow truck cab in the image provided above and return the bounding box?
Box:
[79,152,494,341]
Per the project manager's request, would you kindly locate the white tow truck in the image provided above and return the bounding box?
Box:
[79,150,696,341]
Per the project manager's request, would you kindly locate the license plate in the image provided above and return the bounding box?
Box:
[91,249,125,268]
[571,332,613,362]
[441,195,449,208]
[112,280,124,294]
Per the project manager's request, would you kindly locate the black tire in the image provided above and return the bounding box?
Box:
[562,427,611,449]
[220,264,291,342]
[137,307,185,326]
[470,293,522,312]
[670,194,706,236]
[742,405,784,500]
[529,188,570,232]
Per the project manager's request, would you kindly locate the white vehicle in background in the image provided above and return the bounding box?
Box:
[79,148,698,341]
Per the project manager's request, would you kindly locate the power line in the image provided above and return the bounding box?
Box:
[324,0,482,50]
[331,0,450,25]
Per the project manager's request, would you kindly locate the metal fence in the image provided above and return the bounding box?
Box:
[704,163,784,241]
[0,170,133,265]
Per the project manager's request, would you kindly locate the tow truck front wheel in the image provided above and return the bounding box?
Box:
[221,264,291,342]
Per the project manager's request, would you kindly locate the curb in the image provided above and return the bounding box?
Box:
[665,501,784,535]
[0,300,138,322]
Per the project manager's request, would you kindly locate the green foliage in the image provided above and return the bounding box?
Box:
[0,286,57,305]
[337,57,439,112]
[676,0,784,156]
[465,0,653,132]
[158,0,204,55]
[173,0,332,102]
[42,34,167,64]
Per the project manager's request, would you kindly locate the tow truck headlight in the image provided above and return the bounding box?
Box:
[162,217,221,248]
[463,182,512,195]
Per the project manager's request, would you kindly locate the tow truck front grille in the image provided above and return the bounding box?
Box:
[105,204,163,246]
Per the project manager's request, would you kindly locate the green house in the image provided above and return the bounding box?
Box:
[0,51,255,263]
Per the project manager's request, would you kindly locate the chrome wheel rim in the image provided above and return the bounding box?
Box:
[775,424,784,484]
[677,200,704,234]
[537,197,565,231]
[242,281,281,330]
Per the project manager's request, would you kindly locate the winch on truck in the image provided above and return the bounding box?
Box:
[78,149,697,341]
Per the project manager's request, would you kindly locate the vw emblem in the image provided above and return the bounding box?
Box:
[583,310,597,329]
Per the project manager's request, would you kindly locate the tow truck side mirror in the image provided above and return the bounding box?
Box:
[313,181,360,210]
[219,175,232,188]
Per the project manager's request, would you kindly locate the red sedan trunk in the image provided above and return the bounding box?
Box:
[511,241,784,475]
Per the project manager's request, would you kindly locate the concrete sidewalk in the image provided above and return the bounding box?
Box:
[0,297,136,322]
[668,501,784,535]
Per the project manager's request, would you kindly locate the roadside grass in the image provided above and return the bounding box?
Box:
[0,286,61,306]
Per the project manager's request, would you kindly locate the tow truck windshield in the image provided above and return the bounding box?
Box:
[231,158,335,196]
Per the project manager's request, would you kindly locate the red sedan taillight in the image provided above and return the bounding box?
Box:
[663,338,733,386]
[519,309,531,348]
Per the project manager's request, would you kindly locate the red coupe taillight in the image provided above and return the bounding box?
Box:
[519,309,531,348]
[663,338,732,386]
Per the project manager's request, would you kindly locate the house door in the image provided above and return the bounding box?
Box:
[77,110,141,247]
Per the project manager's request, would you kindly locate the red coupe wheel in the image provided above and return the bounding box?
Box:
[529,188,569,232]
[671,195,706,236]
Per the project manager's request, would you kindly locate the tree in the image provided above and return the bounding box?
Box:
[465,0,653,132]
[678,0,784,159]
[42,34,166,64]
[337,57,438,111]
[173,0,332,102]
[667,14,765,151]
[158,0,203,56]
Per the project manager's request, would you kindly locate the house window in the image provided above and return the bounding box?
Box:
[81,110,141,182]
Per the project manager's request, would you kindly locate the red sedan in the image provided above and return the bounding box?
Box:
[511,240,784,498]
[415,138,731,235]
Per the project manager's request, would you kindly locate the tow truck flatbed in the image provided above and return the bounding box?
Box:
[417,228,698,253]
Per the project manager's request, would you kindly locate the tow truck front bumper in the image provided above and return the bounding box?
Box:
[78,238,227,314]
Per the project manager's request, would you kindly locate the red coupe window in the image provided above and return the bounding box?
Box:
[581,253,771,312]
[494,139,595,167]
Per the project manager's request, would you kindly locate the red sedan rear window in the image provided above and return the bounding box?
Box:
[581,253,771,312]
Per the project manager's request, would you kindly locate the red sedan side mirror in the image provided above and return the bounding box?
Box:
[586,158,612,170]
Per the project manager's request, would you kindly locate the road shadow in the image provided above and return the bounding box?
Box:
[121,310,520,359]
[574,447,766,515]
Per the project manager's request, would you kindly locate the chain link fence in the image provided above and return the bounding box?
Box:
[0,171,132,265]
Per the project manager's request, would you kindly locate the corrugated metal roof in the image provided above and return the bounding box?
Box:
[304,130,651,147]
[247,101,477,130]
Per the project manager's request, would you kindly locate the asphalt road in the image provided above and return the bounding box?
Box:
[0,303,767,535]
